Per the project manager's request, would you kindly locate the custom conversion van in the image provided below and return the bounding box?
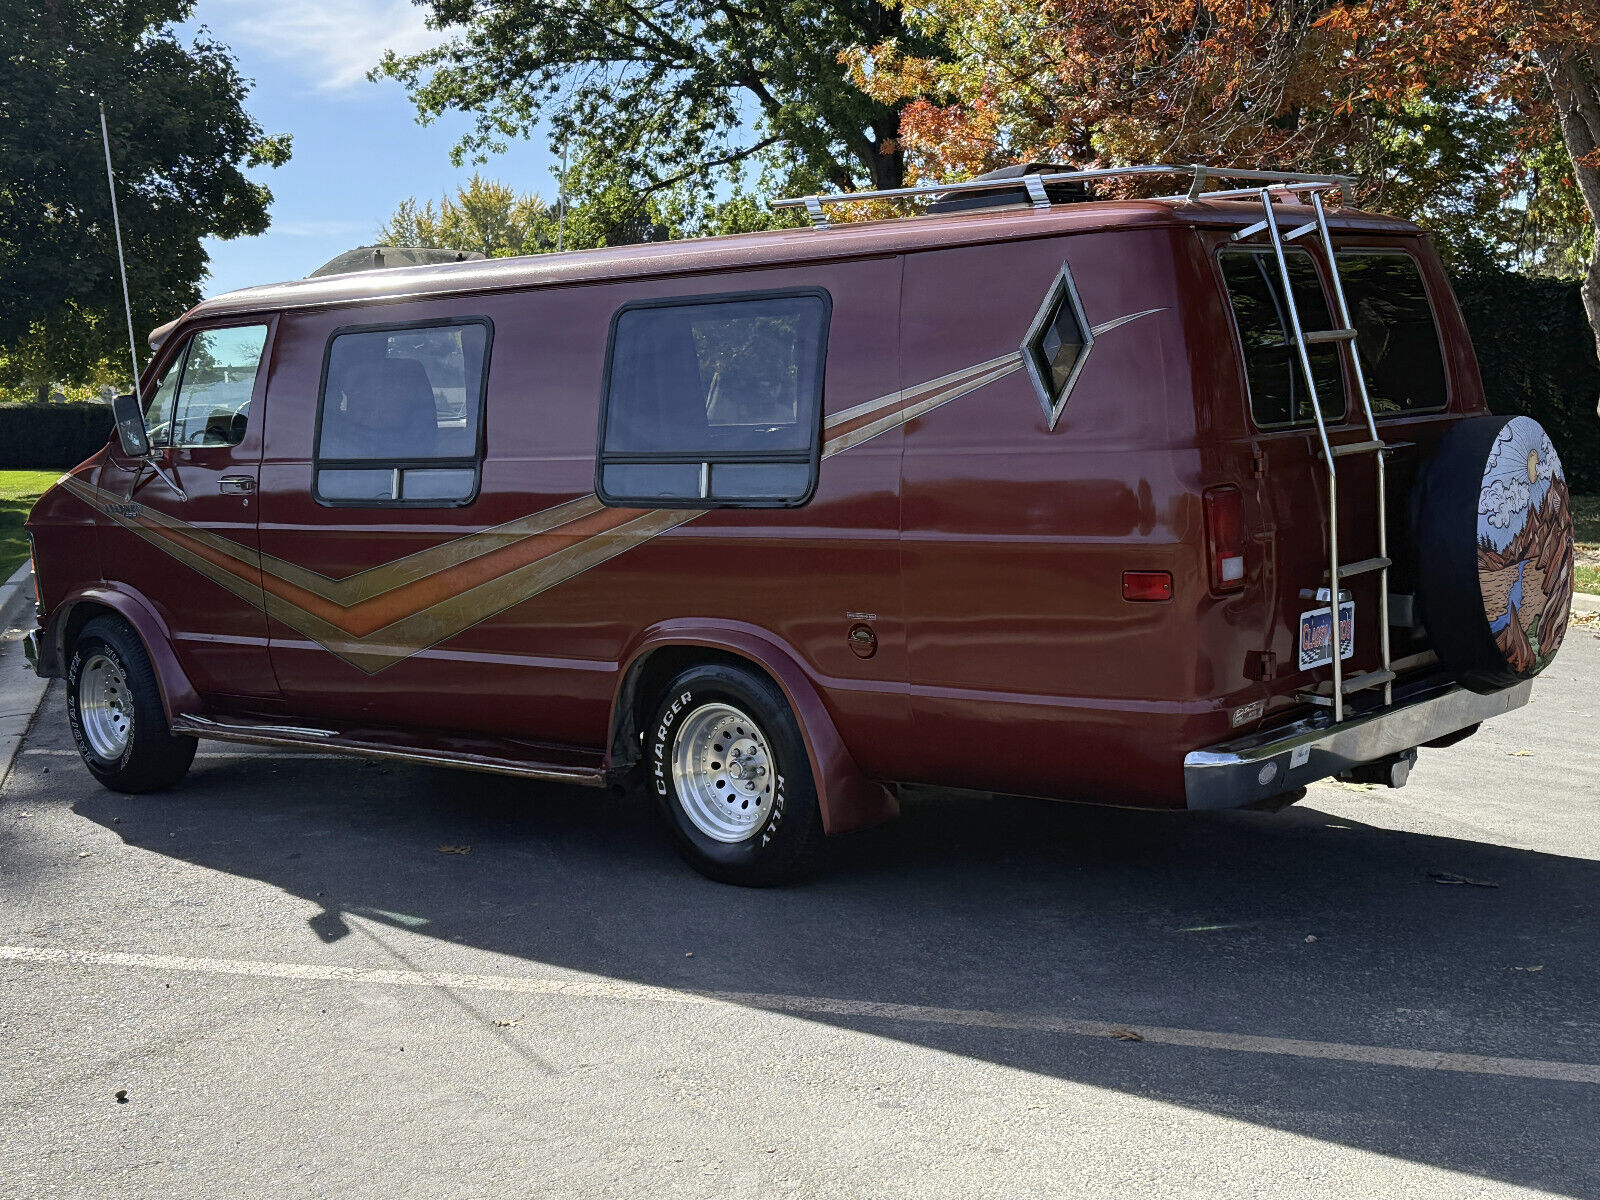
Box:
[24,165,1576,884]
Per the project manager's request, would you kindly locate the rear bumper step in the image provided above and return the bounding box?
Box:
[1184,676,1531,810]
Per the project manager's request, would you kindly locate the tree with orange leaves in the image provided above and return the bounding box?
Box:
[850,0,1597,385]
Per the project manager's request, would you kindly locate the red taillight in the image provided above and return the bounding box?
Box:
[1122,570,1173,602]
[1203,486,1246,593]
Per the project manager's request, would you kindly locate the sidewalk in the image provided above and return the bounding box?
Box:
[0,562,49,790]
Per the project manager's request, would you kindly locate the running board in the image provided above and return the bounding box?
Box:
[171,714,608,787]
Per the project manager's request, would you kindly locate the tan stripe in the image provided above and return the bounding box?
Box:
[260,493,609,605]
[823,358,1023,455]
[61,349,1027,672]
[6,944,1597,1085]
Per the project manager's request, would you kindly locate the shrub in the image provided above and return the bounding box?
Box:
[0,404,113,470]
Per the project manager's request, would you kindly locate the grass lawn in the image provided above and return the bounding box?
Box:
[1575,495,1600,596]
[0,469,58,581]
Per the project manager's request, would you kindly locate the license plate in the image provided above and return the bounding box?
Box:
[1298,600,1355,671]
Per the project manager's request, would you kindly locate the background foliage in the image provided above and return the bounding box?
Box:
[0,0,287,402]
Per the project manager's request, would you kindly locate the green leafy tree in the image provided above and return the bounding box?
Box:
[377,173,555,256]
[0,0,289,401]
[376,0,947,235]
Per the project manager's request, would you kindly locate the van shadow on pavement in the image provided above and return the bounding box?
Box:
[63,747,1600,1197]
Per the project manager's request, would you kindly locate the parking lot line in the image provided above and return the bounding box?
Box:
[4,943,1596,1085]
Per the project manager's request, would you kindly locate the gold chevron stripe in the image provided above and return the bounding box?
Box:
[67,351,1023,673]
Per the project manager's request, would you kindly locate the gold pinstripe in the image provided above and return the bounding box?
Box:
[66,352,1026,673]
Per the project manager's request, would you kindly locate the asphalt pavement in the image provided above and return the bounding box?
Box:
[2,614,1598,1199]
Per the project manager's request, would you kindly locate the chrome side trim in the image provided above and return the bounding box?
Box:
[170,715,608,787]
[1184,678,1532,810]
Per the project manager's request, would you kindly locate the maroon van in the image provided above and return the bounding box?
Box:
[23,165,1576,884]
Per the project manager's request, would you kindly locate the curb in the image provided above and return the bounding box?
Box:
[1575,592,1600,617]
[0,564,49,792]
[0,558,32,618]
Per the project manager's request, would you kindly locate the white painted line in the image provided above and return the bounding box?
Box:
[3,944,1597,1085]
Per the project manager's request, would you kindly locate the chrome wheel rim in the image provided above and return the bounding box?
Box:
[670,702,775,843]
[78,653,133,760]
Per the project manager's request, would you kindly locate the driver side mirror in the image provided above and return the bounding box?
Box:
[111,392,151,458]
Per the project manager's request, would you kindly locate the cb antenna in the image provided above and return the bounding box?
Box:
[98,101,142,406]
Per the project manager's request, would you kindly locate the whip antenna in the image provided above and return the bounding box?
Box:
[98,101,142,404]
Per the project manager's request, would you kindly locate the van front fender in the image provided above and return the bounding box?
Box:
[48,585,200,723]
[613,622,899,836]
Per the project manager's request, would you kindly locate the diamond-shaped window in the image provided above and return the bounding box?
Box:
[1022,263,1094,430]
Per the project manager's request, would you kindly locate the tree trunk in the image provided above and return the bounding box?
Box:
[1539,45,1600,415]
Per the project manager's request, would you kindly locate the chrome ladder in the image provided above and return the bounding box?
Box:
[1235,186,1394,722]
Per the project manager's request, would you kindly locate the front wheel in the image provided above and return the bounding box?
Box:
[66,616,196,793]
[647,664,825,886]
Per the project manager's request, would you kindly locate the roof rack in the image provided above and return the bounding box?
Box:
[772,164,1356,229]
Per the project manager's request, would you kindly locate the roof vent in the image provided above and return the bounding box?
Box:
[926,164,1094,214]
[307,245,487,279]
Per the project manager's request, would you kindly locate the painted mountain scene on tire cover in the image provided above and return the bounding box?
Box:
[1476,417,1574,675]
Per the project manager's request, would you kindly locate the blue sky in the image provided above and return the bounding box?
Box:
[180,1,563,297]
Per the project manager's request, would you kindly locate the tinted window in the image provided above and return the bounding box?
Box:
[598,292,829,507]
[315,320,489,506]
[144,325,268,448]
[1220,250,1345,429]
[1336,251,1448,414]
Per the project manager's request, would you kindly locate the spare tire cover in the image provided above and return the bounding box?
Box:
[1416,414,1575,694]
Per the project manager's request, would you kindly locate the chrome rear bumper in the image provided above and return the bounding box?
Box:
[1184,676,1532,810]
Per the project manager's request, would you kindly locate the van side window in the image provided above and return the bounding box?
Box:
[597,290,830,507]
[314,319,490,506]
[144,324,269,448]
[1220,249,1345,429]
[1334,251,1448,414]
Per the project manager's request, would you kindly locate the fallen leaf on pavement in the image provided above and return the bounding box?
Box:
[1511,965,1544,972]
[1428,870,1498,888]
[493,1017,522,1028]
[437,845,472,855]
[1109,1029,1144,1042]
[1507,749,1534,757]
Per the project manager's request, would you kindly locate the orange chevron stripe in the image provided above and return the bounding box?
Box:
[67,347,1032,670]
[259,502,649,638]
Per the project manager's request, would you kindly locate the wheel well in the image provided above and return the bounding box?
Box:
[611,646,766,771]
[60,601,120,661]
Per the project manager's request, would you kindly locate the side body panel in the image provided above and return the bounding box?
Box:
[898,228,1213,805]
[253,258,911,781]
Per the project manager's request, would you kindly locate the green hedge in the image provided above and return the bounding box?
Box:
[1453,268,1600,493]
[0,404,113,470]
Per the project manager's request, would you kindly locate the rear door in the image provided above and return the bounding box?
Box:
[1215,238,1458,700]
[96,321,279,701]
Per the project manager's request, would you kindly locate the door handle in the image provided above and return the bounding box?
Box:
[219,476,257,496]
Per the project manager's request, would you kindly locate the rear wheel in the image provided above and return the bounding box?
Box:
[647,663,825,886]
[66,617,196,793]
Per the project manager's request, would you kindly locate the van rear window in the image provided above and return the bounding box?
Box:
[314,318,490,506]
[1334,251,1448,414]
[597,290,829,507]
[1220,249,1345,430]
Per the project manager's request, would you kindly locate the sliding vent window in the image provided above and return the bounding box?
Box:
[1335,251,1448,414]
[1220,249,1346,429]
[597,290,830,507]
[315,319,490,506]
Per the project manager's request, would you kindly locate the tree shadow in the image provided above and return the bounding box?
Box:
[62,747,1600,1197]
